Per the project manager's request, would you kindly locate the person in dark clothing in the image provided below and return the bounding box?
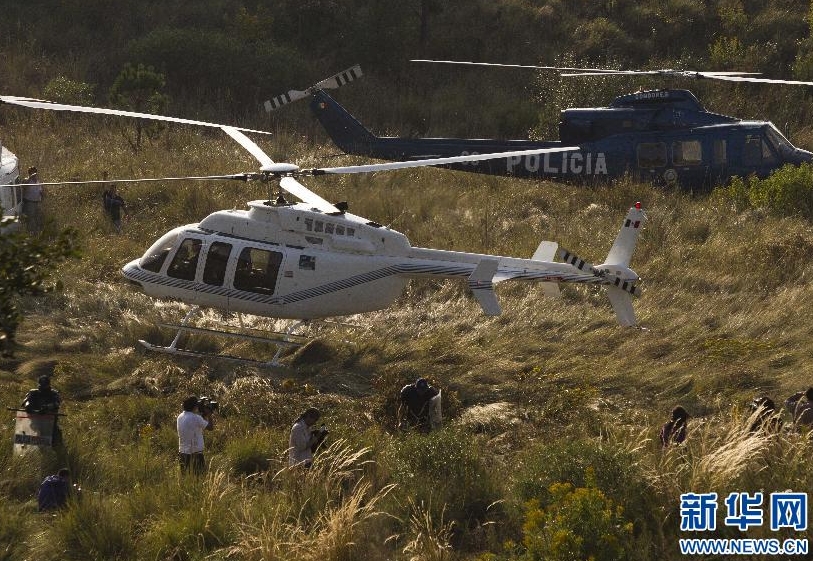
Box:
[22,375,62,445]
[102,179,127,233]
[398,377,439,433]
[659,406,689,447]
[37,468,72,511]
[749,396,782,433]
[785,387,813,429]
[22,375,61,414]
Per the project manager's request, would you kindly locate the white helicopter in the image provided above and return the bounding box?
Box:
[0,141,22,231]
[0,95,645,366]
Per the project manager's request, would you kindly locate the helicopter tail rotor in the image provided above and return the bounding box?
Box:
[264,65,363,112]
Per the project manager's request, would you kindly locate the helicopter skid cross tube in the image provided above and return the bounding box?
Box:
[140,316,310,367]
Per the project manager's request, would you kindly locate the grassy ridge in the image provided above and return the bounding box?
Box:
[1,117,812,560]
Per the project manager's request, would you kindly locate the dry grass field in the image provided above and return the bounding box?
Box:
[1,114,812,560]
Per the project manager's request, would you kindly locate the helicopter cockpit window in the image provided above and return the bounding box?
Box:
[140,228,183,273]
[167,238,203,281]
[637,142,667,168]
[765,124,794,154]
[202,242,232,286]
[346,227,355,237]
[336,225,345,236]
[234,247,283,295]
[672,140,702,166]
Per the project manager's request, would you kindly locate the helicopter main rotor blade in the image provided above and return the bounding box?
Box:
[412,61,810,84]
[696,74,813,86]
[220,126,275,168]
[279,176,340,214]
[561,69,813,86]
[309,146,580,175]
[264,65,363,112]
[0,95,272,135]
[410,59,611,73]
[28,174,255,187]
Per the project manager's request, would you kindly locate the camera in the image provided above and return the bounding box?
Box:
[198,396,219,415]
[311,424,329,453]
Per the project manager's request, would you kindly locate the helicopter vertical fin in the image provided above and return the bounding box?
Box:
[310,90,377,153]
[598,202,646,326]
[531,241,561,298]
[469,258,502,315]
[602,202,645,268]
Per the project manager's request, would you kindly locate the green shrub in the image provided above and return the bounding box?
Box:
[521,472,634,561]
[715,163,813,219]
[384,427,502,540]
[44,494,134,561]
[224,434,270,476]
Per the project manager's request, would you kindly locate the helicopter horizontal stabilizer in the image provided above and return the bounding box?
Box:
[469,258,501,316]
[532,241,558,261]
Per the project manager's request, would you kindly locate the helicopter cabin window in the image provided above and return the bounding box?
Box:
[325,223,335,234]
[314,221,324,233]
[672,140,702,166]
[202,242,232,286]
[743,136,777,166]
[304,218,313,231]
[299,255,316,270]
[167,238,203,281]
[234,247,283,295]
[335,225,345,236]
[637,142,667,168]
[713,140,727,165]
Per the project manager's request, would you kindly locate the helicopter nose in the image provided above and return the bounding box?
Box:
[121,260,144,288]
[792,148,813,163]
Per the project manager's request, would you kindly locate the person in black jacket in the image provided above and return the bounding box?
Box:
[22,375,62,445]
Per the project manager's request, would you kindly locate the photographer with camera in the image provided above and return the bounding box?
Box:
[176,395,215,475]
[289,407,328,468]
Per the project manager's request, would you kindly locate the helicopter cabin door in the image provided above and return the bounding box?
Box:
[710,138,728,186]
[635,141,668,184]
[232,245,284,297]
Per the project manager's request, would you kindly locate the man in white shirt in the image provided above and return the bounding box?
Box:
[289,408,328,467]
[177,395,214,474]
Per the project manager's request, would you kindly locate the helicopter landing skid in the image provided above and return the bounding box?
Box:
[138,312,309,367]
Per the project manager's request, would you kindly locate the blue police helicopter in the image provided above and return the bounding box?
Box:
[265,64,813,190]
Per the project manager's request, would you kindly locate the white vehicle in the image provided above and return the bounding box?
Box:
[0,142,22,231]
